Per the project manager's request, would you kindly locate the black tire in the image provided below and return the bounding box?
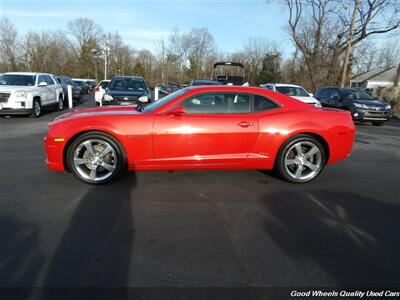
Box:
[66,132,126,185]
[372,122,384,126]
[31,98,41,118]
[275,134,326,183]
[57,95,64,111]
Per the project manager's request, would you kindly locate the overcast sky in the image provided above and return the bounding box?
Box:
[0,0,296,55]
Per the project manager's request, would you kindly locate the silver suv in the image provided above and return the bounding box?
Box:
[0,72,64,117]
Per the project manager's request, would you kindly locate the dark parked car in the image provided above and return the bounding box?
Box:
[189,79,221,86]
[56,76,83,103]
[86,80,96,91]
[315,87,392,126]
[157,84,179,96]
[73,80,90,94]
[102,76,151,106]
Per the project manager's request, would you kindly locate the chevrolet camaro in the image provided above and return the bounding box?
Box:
[44,86,355,184]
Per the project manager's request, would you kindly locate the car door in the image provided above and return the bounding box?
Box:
[152,92,259,166]
[45,75,57,103]
[37,75,50,104]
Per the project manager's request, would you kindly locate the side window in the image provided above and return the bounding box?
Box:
[38,75,46,85]
[317,89,331,104]
[182,93,251,114]
[183,93,227,114]
[329,89,340,99]
[254,95,279,112]
[44,75,54,85]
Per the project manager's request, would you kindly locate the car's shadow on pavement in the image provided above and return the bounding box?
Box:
[43,172,136,290]
[261,190,400,286]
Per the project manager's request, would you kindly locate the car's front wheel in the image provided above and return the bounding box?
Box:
[57,95,64,111]
[31,99,41,118]
[67,132,126,184]
[275,134,326,183]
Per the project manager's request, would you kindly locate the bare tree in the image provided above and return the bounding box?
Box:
[277,0,400,90]
[0,17,18,71]
[68,18,102,48]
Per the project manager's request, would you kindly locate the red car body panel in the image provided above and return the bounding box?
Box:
[44,86,355,173]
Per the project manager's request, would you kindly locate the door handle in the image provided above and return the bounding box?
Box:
[238,121,253,127]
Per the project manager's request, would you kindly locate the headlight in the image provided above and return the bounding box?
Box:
[103,94,113,101]
[385,104,391,110]
[138,95,149,103]
[353,103,368,109]
[15,91,26,99]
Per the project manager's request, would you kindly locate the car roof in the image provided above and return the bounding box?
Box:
[192,79,218,83]
[185,85,276,93]
[4,72,52,76]
[266,83,304,88]
[112,76,144,80]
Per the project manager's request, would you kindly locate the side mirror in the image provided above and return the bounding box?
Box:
[309,93,314,97]
[165,105,185,116]
[138,95,149,103]
[39,82,48,87]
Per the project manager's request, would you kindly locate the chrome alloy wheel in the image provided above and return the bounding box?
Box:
[73,139,117,182]
[284,141,322,181]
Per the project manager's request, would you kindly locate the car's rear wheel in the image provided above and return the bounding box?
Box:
[67,132,126,184]
[275,134,326,183]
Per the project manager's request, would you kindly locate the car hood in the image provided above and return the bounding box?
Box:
[292,96,319,104]
[51,106,140,123]
[106,90,148,97]
[0,85,35,92]
[353,99,385,107]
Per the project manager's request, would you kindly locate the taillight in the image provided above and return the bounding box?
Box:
[95,87,100,92]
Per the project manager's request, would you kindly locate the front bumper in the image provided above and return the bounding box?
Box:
[351,108,392,122]
[102,100,138,106]
[0,108,32,115]
[44,136,65,171]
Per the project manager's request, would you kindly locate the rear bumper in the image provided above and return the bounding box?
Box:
[44,136,65,171]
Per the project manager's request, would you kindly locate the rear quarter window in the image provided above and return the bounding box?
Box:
[254,94,279,112]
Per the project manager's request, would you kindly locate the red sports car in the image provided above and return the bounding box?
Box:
[44,86,355,184]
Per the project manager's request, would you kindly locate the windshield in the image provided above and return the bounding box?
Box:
[99,81,109,89]
[0,74,36,86]
[143,88,188,112]
[110,78,145,91]
[276,86,309,97]
[342,89,374,101]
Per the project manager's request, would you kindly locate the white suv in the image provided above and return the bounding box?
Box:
[0,72,64,117]
[260,83,321,107]
[94,80,110,105]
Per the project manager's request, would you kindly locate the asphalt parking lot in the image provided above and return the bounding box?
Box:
[0,94,399,293]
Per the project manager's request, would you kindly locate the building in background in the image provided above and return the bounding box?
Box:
[350,66,397,91]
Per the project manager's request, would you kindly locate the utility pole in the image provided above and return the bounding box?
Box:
[340,0,360,88]
[90,49,99,82]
